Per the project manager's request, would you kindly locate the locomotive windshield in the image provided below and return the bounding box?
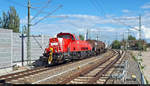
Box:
[57,34,70,39]
[57,33,75,40]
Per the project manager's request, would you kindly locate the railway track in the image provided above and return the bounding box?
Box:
[0,50,124,84]
[103,50,127,84]
[0,61,79,83]
[0,66,50,83]
[0,50,108,84]
[58,50,126,84]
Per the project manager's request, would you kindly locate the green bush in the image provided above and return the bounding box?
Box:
[79,34,84,40]
[111,40,121,49]
[128,35,136,40]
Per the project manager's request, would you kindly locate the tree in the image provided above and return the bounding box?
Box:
[0,12,9,29]
[147,43,150,47]
[0,6,20,32]
[128,35,136,40]
[111,40,121,49]
[79,34,84,40]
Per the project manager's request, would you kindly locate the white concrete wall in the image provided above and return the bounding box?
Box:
[0,29,12,69]
[0,29,51,69]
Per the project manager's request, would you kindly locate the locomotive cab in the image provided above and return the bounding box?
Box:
[57,32,76,41]
[44,33,77,65]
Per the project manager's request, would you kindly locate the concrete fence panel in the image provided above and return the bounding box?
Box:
[0,29,51,68]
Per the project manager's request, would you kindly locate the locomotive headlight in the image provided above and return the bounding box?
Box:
[49,48,53,53]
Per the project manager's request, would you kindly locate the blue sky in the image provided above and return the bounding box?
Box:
[0,0,150,44]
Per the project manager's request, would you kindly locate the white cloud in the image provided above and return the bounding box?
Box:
[90,27,123,32]
[20,16,43,26]
[129,26,150,40]
[122,9,130,13]
[141,2,150,9]
[20,13,150,43]
[59,14,99,20]
[142,26,150,39]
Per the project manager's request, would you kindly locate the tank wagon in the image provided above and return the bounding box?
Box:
[34,32,106,66]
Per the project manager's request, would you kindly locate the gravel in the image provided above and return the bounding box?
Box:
[10,50,112,84]
[107,51,142,84]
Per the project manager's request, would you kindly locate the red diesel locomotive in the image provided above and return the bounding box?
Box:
[34,32,105,66]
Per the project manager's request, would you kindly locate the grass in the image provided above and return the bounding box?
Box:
[132,55,137,62]
[146,78,149,84]
[141,65,145,70]
[131,52,143,62]
[138,58,143,62]
[144,76,149,84]
[140,58,143,62]
[130,51,149,84]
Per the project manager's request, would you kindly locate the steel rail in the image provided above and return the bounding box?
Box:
[59,50,117,84]
[88,50,125,84]
[0,50,108,83]
[103,51,126,84]
[0,66,45,79]
[0,67,49,82]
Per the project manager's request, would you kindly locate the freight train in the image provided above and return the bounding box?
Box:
[33,32,106,66]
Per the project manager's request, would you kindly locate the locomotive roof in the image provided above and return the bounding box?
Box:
[57,32,75,36]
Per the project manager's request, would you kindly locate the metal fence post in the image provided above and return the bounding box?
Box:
[42,35,44,51]
[11,30,13,68]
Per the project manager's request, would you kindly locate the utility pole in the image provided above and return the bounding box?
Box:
[87,29,89,40]
[89,29,91,40]
[116,32,118,40]
[122,33,125,50]
[27,0,31,65]
[25,0,62,66]
[96,34,98,41]
[127,29,129,50]
[99,31,100,41]
[139,15,142,56]
[108,40,110,48]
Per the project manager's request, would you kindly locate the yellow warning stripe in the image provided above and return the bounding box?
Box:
[48,48,53,64]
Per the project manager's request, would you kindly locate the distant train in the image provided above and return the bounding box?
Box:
[33,32,106,66]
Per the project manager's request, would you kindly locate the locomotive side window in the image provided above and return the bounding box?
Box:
[75,35,79,40]
[63,35,70,39]
[71,36,75,40]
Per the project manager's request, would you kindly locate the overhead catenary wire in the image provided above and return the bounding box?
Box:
[32,5,63,26]
[31,0,52,22]
[92,0,106,16]
[89,0,139,31]
[112,18,139,30]
[3,0,53,15]
[4,0,27,8]
[32,36,43,50]
[7,0,63,26]
[31,0,51,5]
[4,0,51,9]
[89,0,101,15]
[23,0,62,65]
